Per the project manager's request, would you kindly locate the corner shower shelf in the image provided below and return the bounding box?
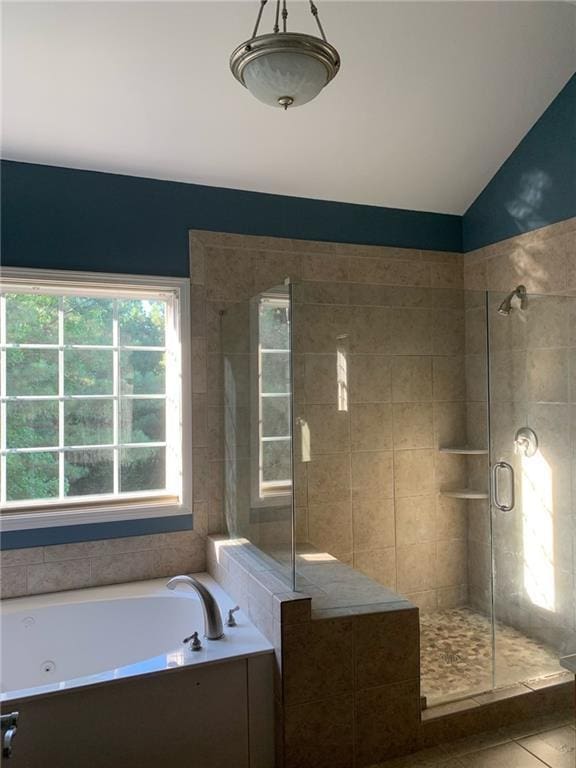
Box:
[440,489,489,500]
[439,447,488,455]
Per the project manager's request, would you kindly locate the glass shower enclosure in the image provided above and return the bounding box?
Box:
[220,278,576,703]
[487,290,576,690]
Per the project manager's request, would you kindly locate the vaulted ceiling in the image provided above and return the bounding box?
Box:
[2,1,575,215]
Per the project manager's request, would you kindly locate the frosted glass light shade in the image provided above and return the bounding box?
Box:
[243,51,329,108]
[230,33,340,110]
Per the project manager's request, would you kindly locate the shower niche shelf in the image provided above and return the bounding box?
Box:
[439,447,488,455]
[440,488,489,500]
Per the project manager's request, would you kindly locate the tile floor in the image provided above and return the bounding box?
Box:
[421,608,561,705]
[371,710,575,767]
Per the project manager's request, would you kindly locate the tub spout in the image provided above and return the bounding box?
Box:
[166,575,224,640]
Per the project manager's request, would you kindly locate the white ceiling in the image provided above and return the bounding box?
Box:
[2,1,575,215]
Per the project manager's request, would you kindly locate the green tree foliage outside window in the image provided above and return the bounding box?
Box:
[1,292,168,503]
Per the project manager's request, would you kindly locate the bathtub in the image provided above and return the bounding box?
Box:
[1,575,274,768]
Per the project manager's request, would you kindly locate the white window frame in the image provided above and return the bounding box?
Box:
[0,267,192,531]
[250,290,292,509]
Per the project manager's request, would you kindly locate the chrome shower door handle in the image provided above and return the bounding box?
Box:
[492,461,515,512]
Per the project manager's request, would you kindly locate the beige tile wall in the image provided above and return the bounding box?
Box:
[0,530,205,598]
[190,229,469,611]
[291,265,469,611]
[463,217,576,294]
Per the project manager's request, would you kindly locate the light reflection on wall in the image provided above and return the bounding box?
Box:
[298,417,310,463]
[224,356,239,535]
[521,449,555,612]
[505,169,551,235]
[336,336,348,412]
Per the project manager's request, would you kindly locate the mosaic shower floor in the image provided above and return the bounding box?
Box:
[420,607,561,706]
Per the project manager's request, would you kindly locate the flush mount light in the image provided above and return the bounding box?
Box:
[230,0,340,110]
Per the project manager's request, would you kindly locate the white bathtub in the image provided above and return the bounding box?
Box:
[1,575,274,768]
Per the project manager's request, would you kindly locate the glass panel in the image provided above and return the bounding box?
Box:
[64,296,113,345]
[220,283,294,585]
[120,446,166,492]
[7,400,59,448]
[6,349,58,395]
[443,289,493,701]
[65,449,114,496]
[120,398,166,443]
[120,350,165,395]
[119,299,165,347]
[6,451,59,501]
[6,293,59,344]
[290,281,497,707]
[65,400,114,446]
[488,290,576,691]
[64,349,113,395]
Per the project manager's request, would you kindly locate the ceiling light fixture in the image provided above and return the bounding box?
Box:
[230,0,340,110]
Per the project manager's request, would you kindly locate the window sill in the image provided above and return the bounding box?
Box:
[0,501,191,532]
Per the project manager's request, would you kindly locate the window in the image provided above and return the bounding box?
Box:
[253,292,292,504]
[0,268,191,529]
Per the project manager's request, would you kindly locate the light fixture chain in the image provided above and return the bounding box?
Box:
[273,0,280,33]
[282,0,288,33]
[252,0,268,39]
[309,0,327,41]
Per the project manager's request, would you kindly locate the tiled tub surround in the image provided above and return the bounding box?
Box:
[0,530,205,598]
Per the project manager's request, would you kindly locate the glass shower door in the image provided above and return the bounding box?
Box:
[488,290,576,690]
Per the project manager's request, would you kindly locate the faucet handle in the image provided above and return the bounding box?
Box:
[183,631,203,651]
[226,606,240,627]
[1,712,19,760]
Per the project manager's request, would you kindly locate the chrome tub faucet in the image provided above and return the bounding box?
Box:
[166,575,224,640]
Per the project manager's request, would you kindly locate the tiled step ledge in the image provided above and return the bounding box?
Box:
[419,674,575,748]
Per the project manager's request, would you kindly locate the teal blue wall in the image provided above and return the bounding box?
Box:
[463,72,576,252]
[1,160,462,280]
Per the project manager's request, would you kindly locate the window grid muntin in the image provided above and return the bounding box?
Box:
[0,294,7,501]
[58,295,65,497]
[0,290,171,506]
[112,299,119,495]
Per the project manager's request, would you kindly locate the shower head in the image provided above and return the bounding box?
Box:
[497,285,527,315]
